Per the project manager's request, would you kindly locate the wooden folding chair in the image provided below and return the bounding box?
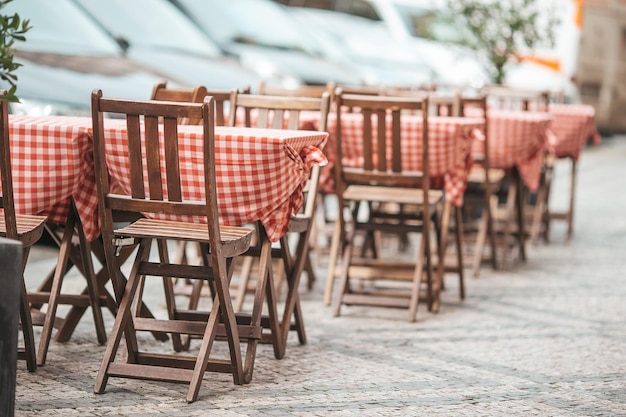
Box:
[91,90,256,402]
[151,81,253,351]
[424,92,467,298]
[329,91,444,322]
[258,81,336,274]
[458,95,506,277]
[227,90,331,358]
[0,93,47,372]
[482,85,551,265]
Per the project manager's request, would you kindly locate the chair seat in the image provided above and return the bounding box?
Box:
[114,218,254,258]
[287,213,310,234]
[0,213,47,247]
[343,184,444,206]
[466,166,506,185]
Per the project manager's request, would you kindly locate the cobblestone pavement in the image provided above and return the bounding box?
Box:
[14,135,626,416]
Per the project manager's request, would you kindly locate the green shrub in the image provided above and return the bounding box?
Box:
[0,0,30,102]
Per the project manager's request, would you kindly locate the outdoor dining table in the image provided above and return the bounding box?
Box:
[5,114,328,366]
[303,110,484,306]
[547,103,600,159]
[478,109,554,265]
[544,103,600,240]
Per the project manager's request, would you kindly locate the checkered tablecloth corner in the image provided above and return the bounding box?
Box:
[548,104,600,160]
[481,110,553,192]
[7,115,103,240]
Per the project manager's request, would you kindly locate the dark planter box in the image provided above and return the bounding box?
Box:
[0,237,22,417]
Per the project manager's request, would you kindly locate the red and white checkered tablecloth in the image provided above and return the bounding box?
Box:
[314,113,482,207]
[479,110,554,192]
[7,115,99,239]
[5,116,327,243]
[102,121,328,242]
[548,103,600,160]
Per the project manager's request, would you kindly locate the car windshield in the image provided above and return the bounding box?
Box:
[73,0,222,57]
[4,0,121,55]
[176,0,316,54]
[393,3,472,45]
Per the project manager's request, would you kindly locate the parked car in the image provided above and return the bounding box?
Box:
[287,7,437,87]
[169,0,362,88]
[71,0,262,91]
[274,0,488,89]
[3,0,166,116]
[279,0,578,97]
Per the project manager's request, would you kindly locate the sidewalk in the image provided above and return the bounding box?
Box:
[14,135,626,416]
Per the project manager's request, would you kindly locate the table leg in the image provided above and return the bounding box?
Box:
[514,169,527,261]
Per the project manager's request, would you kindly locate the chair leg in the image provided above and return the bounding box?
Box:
[157,239,183,353]
[19,249,36,372]
[499,178,518,270]
[304,251,316,290]
[515,175,527,262]
[566,158,577,241]
[242,229,276,377]
[408,231,426,322]
[530,155,553,244]
[323,220,343,306]
[94,240,151,395]
[486,194,499,271]
[471,190,499,277]
[436,200,449,290]
[75,212,107,345]
[278,225,311,354]
[454,206,465,300]
[37,214,74,366]
[332,224,355,318]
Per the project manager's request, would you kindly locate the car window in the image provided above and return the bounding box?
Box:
[345,0,381,21]
[73,0,222,57]
[176,0,317,54]
[4,0,121,55]
[392,3,473,45]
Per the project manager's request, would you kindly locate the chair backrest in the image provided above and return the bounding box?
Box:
[151,81,208,125]
[228,91,331,131]
[481,85,550,112]
[333,89,430,192]
[0,92,18,239]
[205,86,250,126]
[91,89,222,249]
[428,91,462,116]
[458,93,490,166]
[258,80,335,101]
[228,90,331,218]
[151,81,250,126]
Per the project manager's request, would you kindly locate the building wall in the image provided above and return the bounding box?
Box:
[577,0,626,132]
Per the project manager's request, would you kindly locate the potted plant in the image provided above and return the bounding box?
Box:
[0,0,30,102]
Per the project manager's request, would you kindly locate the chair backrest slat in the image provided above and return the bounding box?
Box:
[126,114,145,199]
[163,117,182,201]
[144,115,164,200]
